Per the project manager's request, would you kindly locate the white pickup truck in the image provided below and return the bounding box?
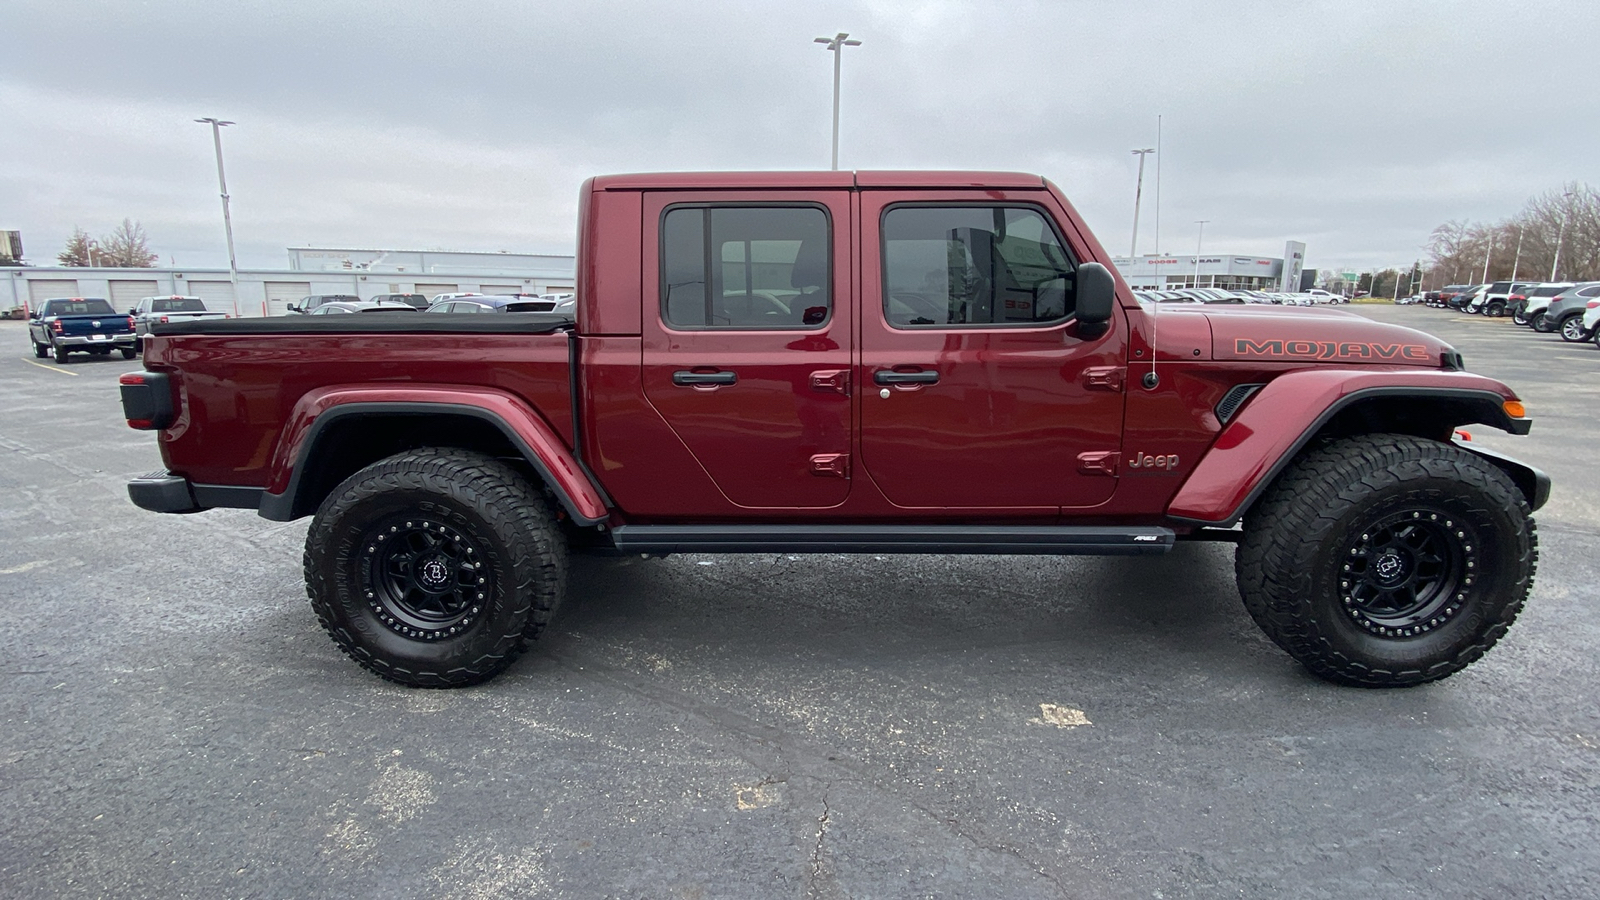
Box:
[128,296,228,349]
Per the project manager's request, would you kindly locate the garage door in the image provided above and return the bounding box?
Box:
[110,280,159,308]
[187,281,238,314]
[478,284,520,295]
[29,280,79,306]
[265,281,311,317]
[415,283,458,300]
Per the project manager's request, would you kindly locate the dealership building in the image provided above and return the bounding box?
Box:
[3,246,576,318]
[1110,241,1309,292]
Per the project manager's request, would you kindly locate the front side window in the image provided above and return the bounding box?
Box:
[882,205,1077,327]
[661,205,831,329]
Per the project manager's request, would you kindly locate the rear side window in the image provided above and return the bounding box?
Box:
[1577,285,1600,297]
[153,298,205,312]
[47,299,116,316]
[661,205,832,329]
[882,205,1077,327]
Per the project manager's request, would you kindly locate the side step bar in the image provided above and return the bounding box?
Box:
[608,525,1174,556]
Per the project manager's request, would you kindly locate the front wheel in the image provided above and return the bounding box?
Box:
[31,338,48,358]
[304,449,568,687]
[1237,434,1535,687]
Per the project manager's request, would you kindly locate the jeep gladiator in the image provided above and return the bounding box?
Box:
[120,171,1548,689]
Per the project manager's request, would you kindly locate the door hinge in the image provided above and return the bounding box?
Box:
[1076,451,1118,476]
[1082,366,1124,392]
[810,369,850,395]
[810,453,850,478]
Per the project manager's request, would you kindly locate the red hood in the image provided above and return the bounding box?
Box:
[1192,305,1455,366]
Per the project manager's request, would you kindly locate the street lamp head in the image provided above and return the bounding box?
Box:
[194,118,235,127]
[815,32,860,50]
[1132,148,1154,155]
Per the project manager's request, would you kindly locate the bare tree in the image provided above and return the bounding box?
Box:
[100,219,159,268]
[1426,184,1600,287]
[57,227,96,267]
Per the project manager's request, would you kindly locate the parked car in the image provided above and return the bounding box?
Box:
[1582,299,1600,349]
[123,168,1546,691]
[369,293,430,310]
[27,297,136,362]
[426,295,571,314]
[286,294,361,314]
[306,300,419,315]
[1471,281,1539,317]
[428,292,484,304]
[1523,284,1577,330]
[129,296,228,350]
[1535,283,1600,341]
[1427,285,1471,308]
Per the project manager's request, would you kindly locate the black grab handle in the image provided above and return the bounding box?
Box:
[672,370,737,386]
[873,370,939,385]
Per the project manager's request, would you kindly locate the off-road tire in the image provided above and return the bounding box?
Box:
[304,448,567,687]
[51,339,68,363]
[1559,314,1588,342]
[1237,434,1535,687]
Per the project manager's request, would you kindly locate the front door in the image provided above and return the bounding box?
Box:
[858,193,1127,510]
[641,191,854,509]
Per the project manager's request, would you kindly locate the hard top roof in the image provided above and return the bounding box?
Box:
[590,171,1048,191]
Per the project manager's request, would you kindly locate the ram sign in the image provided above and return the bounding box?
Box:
[1279,241,1306,293]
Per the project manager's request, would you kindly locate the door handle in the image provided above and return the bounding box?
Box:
[672,370,737,387]
[873,369,939,386]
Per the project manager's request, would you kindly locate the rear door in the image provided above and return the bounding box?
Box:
[857,192,1128,510]
[640,190,853,509]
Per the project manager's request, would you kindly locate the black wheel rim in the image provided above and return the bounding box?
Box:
[358,514,491,640]
[1338,509,1476,639]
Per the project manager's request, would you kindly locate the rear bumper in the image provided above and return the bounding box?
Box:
[127,471,264,515]
[57,333,135,347]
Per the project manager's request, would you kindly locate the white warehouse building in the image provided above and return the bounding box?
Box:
[4,246,576,318]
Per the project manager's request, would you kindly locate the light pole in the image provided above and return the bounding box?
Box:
[1550,190,1576,280]
[1192,220,1209,288]
[195,117,240,315]
[814,33,862,171]
[1480,233,1494,284]
[1129,148,1154,256]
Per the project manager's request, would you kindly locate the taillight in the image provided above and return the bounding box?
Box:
[1510,294,1524,301]
[1587,300,1599,309]
[127,316,136,330]
[119,372,174,430]
[159,316,169,324]
[51,320,63,334]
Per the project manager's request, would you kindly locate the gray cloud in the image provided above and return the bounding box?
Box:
[3,0,1597,271]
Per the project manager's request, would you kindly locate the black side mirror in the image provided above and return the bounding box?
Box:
[286,304,301,313]
[1075,262,1115,339]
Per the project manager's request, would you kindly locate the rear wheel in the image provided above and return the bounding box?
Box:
[1531,312,1552,332]
[1559,314,1588,342]
[304,448,567,687]
[1485,301,1504,317]
[51,339,68,363]
[120,347,138,359]
[1237,434,1535,687]
[1511,306,1529,325]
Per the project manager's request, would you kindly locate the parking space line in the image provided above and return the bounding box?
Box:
[20,358,80,376]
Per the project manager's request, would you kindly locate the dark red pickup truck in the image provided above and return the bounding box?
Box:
[121,171,1546,689]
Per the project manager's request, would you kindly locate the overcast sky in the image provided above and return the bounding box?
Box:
[4,0,1597,273]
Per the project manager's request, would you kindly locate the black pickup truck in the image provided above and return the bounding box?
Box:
[28,298,137,362]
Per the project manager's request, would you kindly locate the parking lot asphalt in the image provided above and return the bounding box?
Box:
[1,307,1596,899]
